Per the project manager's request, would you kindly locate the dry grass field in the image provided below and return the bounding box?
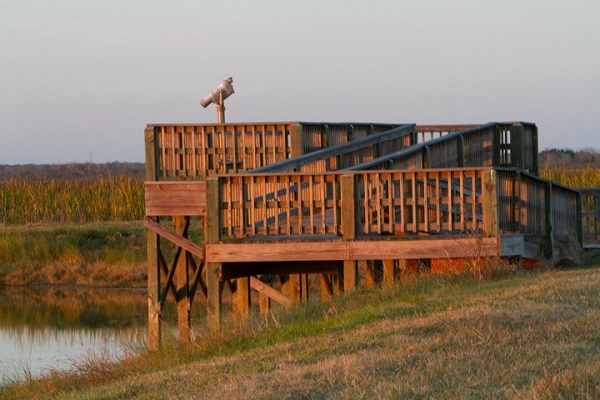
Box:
[3,263,599,399]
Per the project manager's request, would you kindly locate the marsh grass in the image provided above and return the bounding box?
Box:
[540,165,600,188]
[0,175,144,224]
[3,266,599,399]
[0,222,146,287]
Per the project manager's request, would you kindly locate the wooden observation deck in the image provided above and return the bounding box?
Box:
[144,121,600,349]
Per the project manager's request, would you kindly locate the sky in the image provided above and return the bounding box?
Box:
[1,0,599,165]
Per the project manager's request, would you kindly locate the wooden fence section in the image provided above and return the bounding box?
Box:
[346,122,539,175]
[251,124,415,173]
[145,122,400,180]
[580,188,600,247]
[213,167,577,250]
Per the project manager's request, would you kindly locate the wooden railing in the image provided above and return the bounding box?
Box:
[580,188,600,247]
[251,124,415,173]
[345,122,539,175]
[145,122,400,180]
[496,168,581,256]
[212,167,579,250]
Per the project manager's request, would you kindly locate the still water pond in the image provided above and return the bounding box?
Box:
[0,286,147,384]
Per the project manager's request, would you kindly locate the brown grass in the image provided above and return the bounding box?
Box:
[3,266,599,399]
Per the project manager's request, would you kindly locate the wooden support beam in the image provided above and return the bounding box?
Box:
[146,217,161,351]
[174,216,192,345]
[483,169,498,236]
[511,124,525,170]
[206,262,223,332]
[341,174,358,293]
[287,274,301,303]
[144,217,205,259]
[544,182,554,259]
[205,177,222,331]
[234,277,251,318]
[382,259,395,285]
[320,273,333,301]
[145,127,161,350]
[249,276,292,307]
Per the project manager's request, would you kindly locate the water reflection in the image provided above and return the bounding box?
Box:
[0,287,147,384]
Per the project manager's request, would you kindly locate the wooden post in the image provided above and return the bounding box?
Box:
[382,259,395,285]
[531,125,539,175]
[259,292,271,316]
[205,177,222,330]
[146,220,161,351]
[300,274,310,302]
[457,135,465,167]
[287,274,301,303]
[234,277,251,318]
[544,182,554,259]
[290,124,304,158]
[145,126,161,351]
[145,126,159,181]
[482,169,498,236]
[174,216,192,344]
[320,274,333,301]
[287,124,305,292]
[341,174,358,292]
[422,146,431,168]
[511,124,525,170]
[576,191,584,247]
[492,124,501,167]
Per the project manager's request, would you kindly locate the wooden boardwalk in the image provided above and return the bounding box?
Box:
[144,121,599,348]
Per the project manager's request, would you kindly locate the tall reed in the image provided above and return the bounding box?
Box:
[540,165,600,188]
[0,175,144,224]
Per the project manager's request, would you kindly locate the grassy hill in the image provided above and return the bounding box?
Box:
[2,265,599,399]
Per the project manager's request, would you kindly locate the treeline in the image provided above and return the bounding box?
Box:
[539,148,599,169]
[0,162,145,181]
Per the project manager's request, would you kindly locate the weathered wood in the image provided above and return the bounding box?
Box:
[234,277,251,318]
[205,177,222,330]
[249,276,291,307]
[174,216,192,345]
[146,216,161,351]
[341,174,358,292]
[483,169,498,235]
[145,182,206,216]
[206,262,223,331]
[143,217,205,259]
[382,259,395,284]
[287,274,301,303]
[145,127,161,351]
[511,124,525,170]
[544,182,554,259]
[206,242,349,262]
[207,237,501,263]
[349,238,500,260]
[320,274,333,301]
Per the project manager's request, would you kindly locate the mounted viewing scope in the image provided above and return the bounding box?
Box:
[200,77,234,123]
